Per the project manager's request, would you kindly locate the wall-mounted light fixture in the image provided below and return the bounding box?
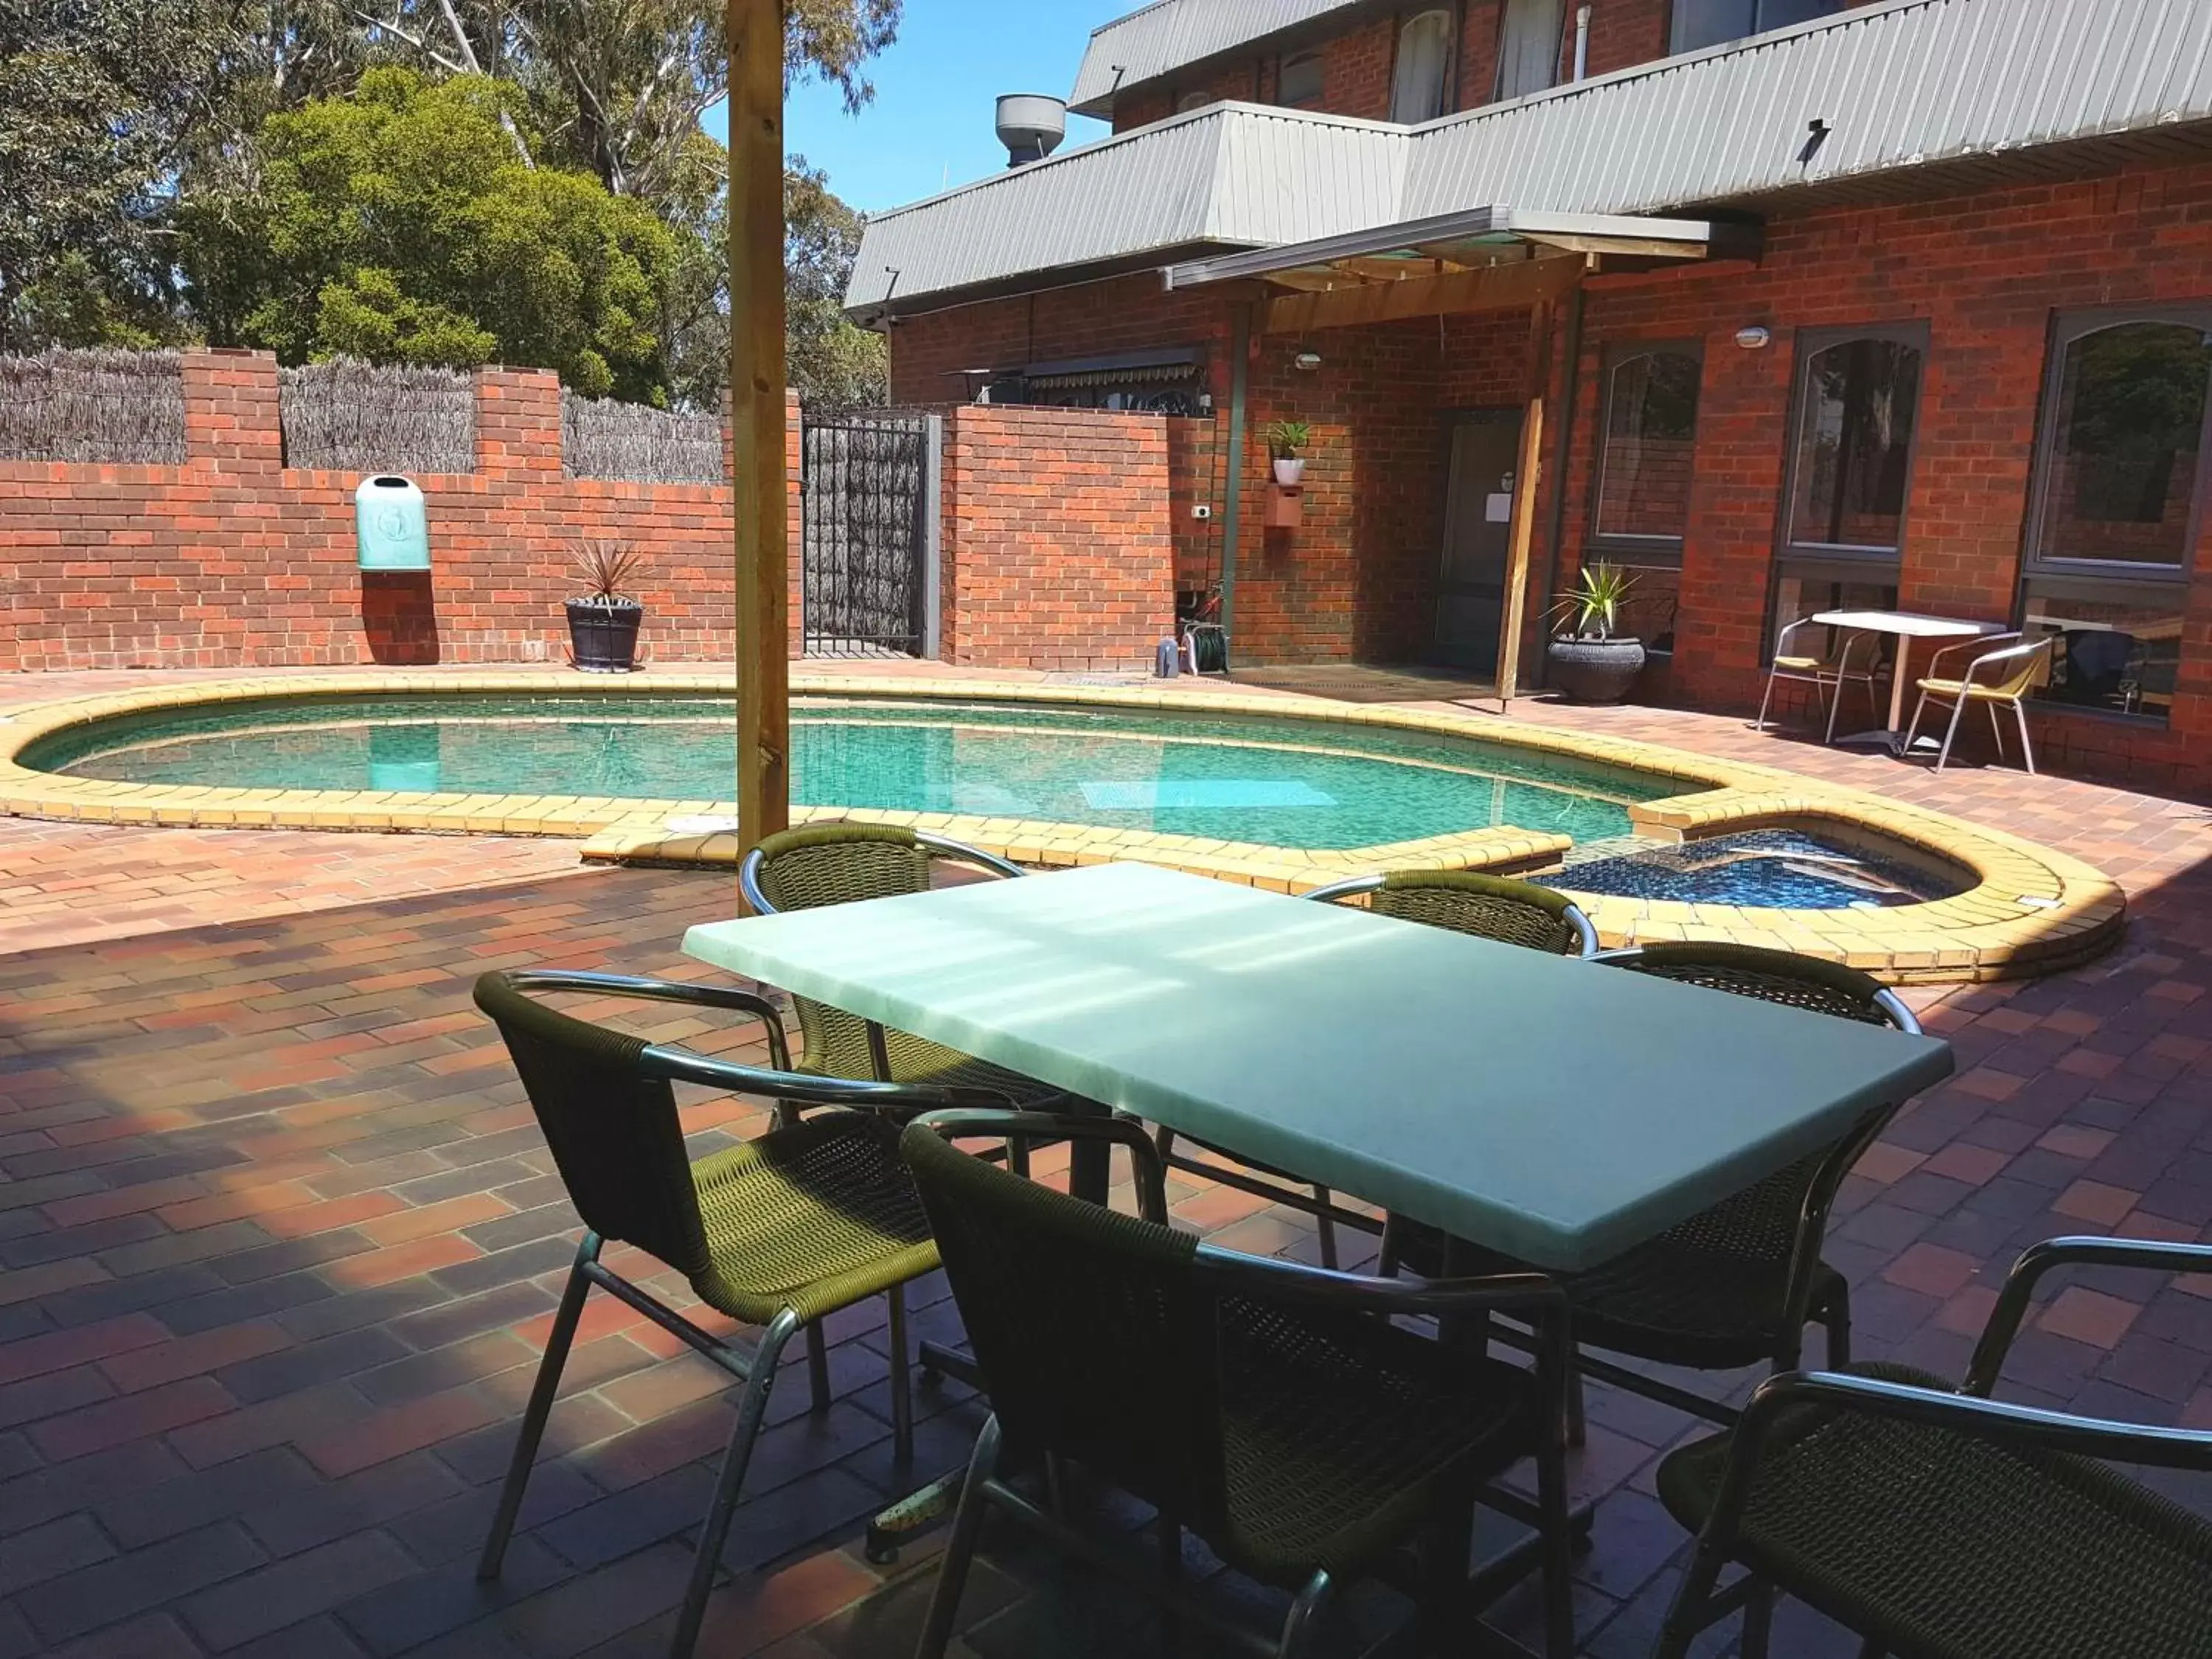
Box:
[1733,325,1773,350]
[1293,350,1323,371]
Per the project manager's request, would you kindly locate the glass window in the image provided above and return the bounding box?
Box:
[2026,315,2212,573]
[1672,0,1843,55]
[1391,10,1455,122]
[2022,580,2185,720]
[1618,565,1682,655]
[1495,0,1564,100]
[1279,51,1324,108]
[1784,328,1924,557]
[1770,560,1899,664]
[1593,346,1700,550]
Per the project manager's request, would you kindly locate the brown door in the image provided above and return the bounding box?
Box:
[1433,410,1525,675]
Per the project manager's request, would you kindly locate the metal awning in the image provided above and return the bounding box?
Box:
[1161,205,1727,333]
[1026,361,1203,391]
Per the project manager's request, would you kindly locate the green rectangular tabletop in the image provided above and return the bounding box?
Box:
[683,861,1953,1271]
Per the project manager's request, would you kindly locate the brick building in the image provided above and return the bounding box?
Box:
[852,0,2212,792]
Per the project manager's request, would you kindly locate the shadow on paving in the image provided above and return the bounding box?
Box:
[0,857,2207,1658]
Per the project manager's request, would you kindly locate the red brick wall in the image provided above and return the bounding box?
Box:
[0,349,804,672]
[1559,161,2212,791]
[936,405,1175,672]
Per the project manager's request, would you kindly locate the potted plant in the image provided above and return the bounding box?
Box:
[1262,419,1311,486]
[566,540,647,672]
[1545,561,1646,703]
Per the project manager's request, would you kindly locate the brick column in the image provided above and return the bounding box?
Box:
[181,349,282,473]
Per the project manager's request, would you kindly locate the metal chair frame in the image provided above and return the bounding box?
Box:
[737,825,1025,917]
[1657,1236,2212,1659]
[1902,633,2051,774]
[907,1109,1581,1659]
[1754,619,1884,743]
[1152,872,1600,1273]
[470,970,1013,1659]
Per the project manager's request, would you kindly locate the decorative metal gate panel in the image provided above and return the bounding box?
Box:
[801,412,938,657]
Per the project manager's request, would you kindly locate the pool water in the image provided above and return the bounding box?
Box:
[31,693,1673,852]
[1548,828,1969,909]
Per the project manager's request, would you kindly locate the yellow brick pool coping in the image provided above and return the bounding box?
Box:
[0,669,2124,983]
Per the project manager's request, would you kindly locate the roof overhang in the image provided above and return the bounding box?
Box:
[1162,205,1731,333]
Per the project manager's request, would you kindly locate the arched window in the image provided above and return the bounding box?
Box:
[1176,89,1214,114]
[1595,347,1702,545]
[1495,0,1565,100]
[1279,50,1325,108]
[1390,10,1454,122]
[1784,330,1924,555]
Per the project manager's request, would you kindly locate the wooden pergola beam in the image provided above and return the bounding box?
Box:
[1495,299,1555,706]
[729,0,788,883]
[1261,254,1583,333]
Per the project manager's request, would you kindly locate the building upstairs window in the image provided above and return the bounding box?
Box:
[1495,0,1564,100]
[1672,0,1845,55]
[1391,10,1455,122]
[1279,50,1325,108]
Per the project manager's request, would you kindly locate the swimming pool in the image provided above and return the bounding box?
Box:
[27,692,1672,852]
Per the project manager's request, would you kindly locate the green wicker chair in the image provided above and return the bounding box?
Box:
[471,970,1013,1659]
[1407,942,1920,1439]
[738,822,1060,1104]
[1655,1235,2212,1659]
[901,1109,1579,1659]
[1155,870,1599,1272]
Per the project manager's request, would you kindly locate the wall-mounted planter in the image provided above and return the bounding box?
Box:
[1272,457,1307,486]
[1265,484,1303,529]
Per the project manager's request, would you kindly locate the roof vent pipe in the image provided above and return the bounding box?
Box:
[1572,5,1590,80]
[997,94,1067,167]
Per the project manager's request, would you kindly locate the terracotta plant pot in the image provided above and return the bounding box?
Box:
[566,598,644,672]
[1545,636,1646,703]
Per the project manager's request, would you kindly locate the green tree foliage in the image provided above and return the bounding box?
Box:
[181,69,680,400]
[785,159,886,410]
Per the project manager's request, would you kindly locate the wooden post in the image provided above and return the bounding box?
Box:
[730,0,789,877]
[1495,299,1554,706]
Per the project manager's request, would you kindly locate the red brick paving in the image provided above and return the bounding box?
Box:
[0,678,2207,1655]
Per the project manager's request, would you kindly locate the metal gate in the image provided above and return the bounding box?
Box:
[801,411,939,657]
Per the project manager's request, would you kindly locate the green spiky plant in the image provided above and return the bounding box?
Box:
[1552,561,1638,641]
[1262,419,1312,460]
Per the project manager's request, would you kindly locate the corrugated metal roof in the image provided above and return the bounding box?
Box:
[856,0,2212,316]
[1069,0,1369,116]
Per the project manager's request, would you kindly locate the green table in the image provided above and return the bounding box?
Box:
[684,861,1952,1271]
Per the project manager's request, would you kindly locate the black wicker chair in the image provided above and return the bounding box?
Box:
[1154,869,1599,1271]
[470,970,1013,1659]
[901,1108,1579,1659]
[1655,1236,2212,1659]
[1408,942,1921,1441]
[737,822,1061,1105]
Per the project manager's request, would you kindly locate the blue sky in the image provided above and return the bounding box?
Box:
[701,1,1124,215]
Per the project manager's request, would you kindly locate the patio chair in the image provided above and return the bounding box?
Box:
[900,1108,1579,1659]
[1654,1235,2212,1659]
[470,969,1015,1659]
[1902,633,2053,774]
[1753,618,1883,743]
[737,822,1060,1104]
[1152,870,1599,1271]
[1421,942,1919,1440]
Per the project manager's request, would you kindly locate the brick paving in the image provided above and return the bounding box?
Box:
[0,679,2208,1657]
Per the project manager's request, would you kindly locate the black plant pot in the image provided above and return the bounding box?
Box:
[1545,635,1646,704]
[566,598,644,672]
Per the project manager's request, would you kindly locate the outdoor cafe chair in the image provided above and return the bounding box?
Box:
[738,821,1063,1105]
[901,1108,1580,1659]
[1902,633,2053,774]
[1753,616,1884,744]
[471,969,1014,1659]
[1413,942,1919,1441]
[1153,869,1599,1271]
[1653,1235,2212,1659]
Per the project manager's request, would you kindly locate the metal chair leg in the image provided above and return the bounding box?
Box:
[1902,689,1931,755]
[1654,1533,1732,1659]
[2014,699,2037,775]
[478,1238,597,1581]
[1823,1281,1852,1367]
[669,1310,801,1659]
[1935,693,1970,773]
[1276,1569,1335,1659]
[1537,1419,1576,1658]
[1753,667,1781,732]
[1741,1581,1777,1659]
[1565,1354,1587,1450]
[1310,1186,1339,1270]
[887,1283,914,1467]
[1987,699,2006,759]
[915,1416,1003,1659]
[804,1324,832,1415]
